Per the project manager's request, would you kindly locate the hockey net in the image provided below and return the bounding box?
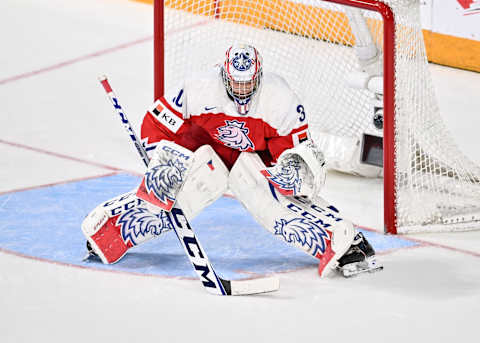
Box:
[154,0,480,234]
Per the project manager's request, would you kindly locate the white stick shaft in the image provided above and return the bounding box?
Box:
[98,75,150,168]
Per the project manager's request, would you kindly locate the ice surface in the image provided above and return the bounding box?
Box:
[1,1,479,342]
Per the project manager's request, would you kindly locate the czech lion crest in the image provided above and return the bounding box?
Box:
[216,120,254,151]
[261,159,302,196]
[274,217,331,257]
[144,159,187,204]
[118,207,173,246]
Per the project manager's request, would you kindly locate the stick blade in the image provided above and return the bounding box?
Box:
[228,276,280,296]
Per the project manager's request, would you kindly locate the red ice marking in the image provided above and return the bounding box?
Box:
[0,36,153,86]
[394,235,480,258]
[0,172,119,196]
[355,224,480,258]
[0,20,212,86]
[0,246,197,281]
[0,139,142,177]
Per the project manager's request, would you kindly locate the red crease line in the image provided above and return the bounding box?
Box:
[0,171,120,196]
[0,139,142,177]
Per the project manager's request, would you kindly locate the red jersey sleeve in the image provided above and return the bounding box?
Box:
[140,112,175,143]
[266,124,309,163]
[140,96,187,149]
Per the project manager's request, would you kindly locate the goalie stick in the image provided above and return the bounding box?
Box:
[98,75,279,295]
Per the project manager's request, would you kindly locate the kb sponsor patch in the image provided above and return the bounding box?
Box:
[149,99,184,133]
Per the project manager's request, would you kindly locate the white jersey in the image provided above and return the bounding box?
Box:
[142,68,310,168]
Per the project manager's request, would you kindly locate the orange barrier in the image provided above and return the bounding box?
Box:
[423,30,480,72]
[134,0,480,72]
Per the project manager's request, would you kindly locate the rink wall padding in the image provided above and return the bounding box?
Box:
[0,173,417,279]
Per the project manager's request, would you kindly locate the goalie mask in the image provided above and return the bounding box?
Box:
[221,44,263,115]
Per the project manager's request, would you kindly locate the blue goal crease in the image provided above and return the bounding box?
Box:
[0,173,418,279]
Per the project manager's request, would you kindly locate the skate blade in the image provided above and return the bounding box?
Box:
[339,257,383,278]
[82,252,94,262]
[82,251,100,262]
[82,253,92,262]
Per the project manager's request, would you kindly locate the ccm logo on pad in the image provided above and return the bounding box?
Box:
[149,100,184,133]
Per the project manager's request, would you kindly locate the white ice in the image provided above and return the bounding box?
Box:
[1,1,479,342]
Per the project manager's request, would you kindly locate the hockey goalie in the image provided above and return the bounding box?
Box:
[82,44,383,278]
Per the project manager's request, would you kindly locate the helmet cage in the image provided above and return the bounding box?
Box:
[221,45,263,113]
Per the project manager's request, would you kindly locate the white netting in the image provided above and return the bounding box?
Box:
[158,0,480,233]
[384,0,480,232]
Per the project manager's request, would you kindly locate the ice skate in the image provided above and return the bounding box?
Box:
[336,232,383,277]
[82,240,100,262]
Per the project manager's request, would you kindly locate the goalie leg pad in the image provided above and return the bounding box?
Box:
[81,191,173,264]
[82,145,228,264]
[176,144,229,220]
[229,152,355,277]
[137,141,229,217]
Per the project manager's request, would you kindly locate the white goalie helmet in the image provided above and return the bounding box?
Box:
[221,44,263,114]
